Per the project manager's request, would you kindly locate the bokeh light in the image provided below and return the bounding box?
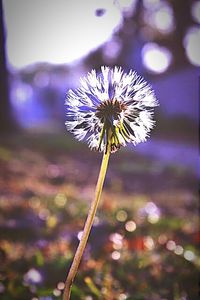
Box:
[0,283,5,293]
[183,26,200,66]
[144,236,155,250]
[38,208,50,221]
[77,231,84,241]
[110,233,123,245]
[191,1,200,23]
[116,210,128,222]
[85,296,93,300]
[11,82,33,105]
[119,293,128,300]
[47,215,58,228]
[154,6,174,34]
[24,269,42,284]
[103,38,122,63]
[111,250,121,260]
[53,288,61,296]
[158,234,167,245]
[125,220,137,232]
[54,193,67,207]
[142,201,161,224]
[184,250,196,261]
[144,1,175,34]
[142,43,172,73]
[57,282,65,290]
[174,245,184,255]
[166,240,176,251]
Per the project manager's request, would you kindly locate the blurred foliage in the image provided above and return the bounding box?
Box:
[0,133,199,300]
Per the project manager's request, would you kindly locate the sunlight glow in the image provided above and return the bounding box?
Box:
[3,0,123,69]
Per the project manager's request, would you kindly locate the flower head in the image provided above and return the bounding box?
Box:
[65,66,158,153]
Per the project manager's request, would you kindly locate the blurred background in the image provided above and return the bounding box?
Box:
[0,0,199,299]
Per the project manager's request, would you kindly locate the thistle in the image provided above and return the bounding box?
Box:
[63,66,158,299]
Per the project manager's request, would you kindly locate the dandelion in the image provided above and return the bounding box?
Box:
[63,66,158,300]
[65,66,158,153]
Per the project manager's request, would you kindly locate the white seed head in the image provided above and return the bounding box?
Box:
[65,66,158,153]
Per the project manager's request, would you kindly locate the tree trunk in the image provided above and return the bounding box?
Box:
[0,0,17,132]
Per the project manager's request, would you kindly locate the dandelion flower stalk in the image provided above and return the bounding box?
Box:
[63,139,111,300]
[64,66,158,299]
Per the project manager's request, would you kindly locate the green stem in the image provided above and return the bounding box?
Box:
[63,148,111,300]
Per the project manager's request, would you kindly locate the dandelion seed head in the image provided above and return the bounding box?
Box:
[65,66,158,153]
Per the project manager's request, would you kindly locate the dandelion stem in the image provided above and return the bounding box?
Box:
[63,146,111,300]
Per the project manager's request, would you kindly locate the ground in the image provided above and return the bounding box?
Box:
[0,132,199,300]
